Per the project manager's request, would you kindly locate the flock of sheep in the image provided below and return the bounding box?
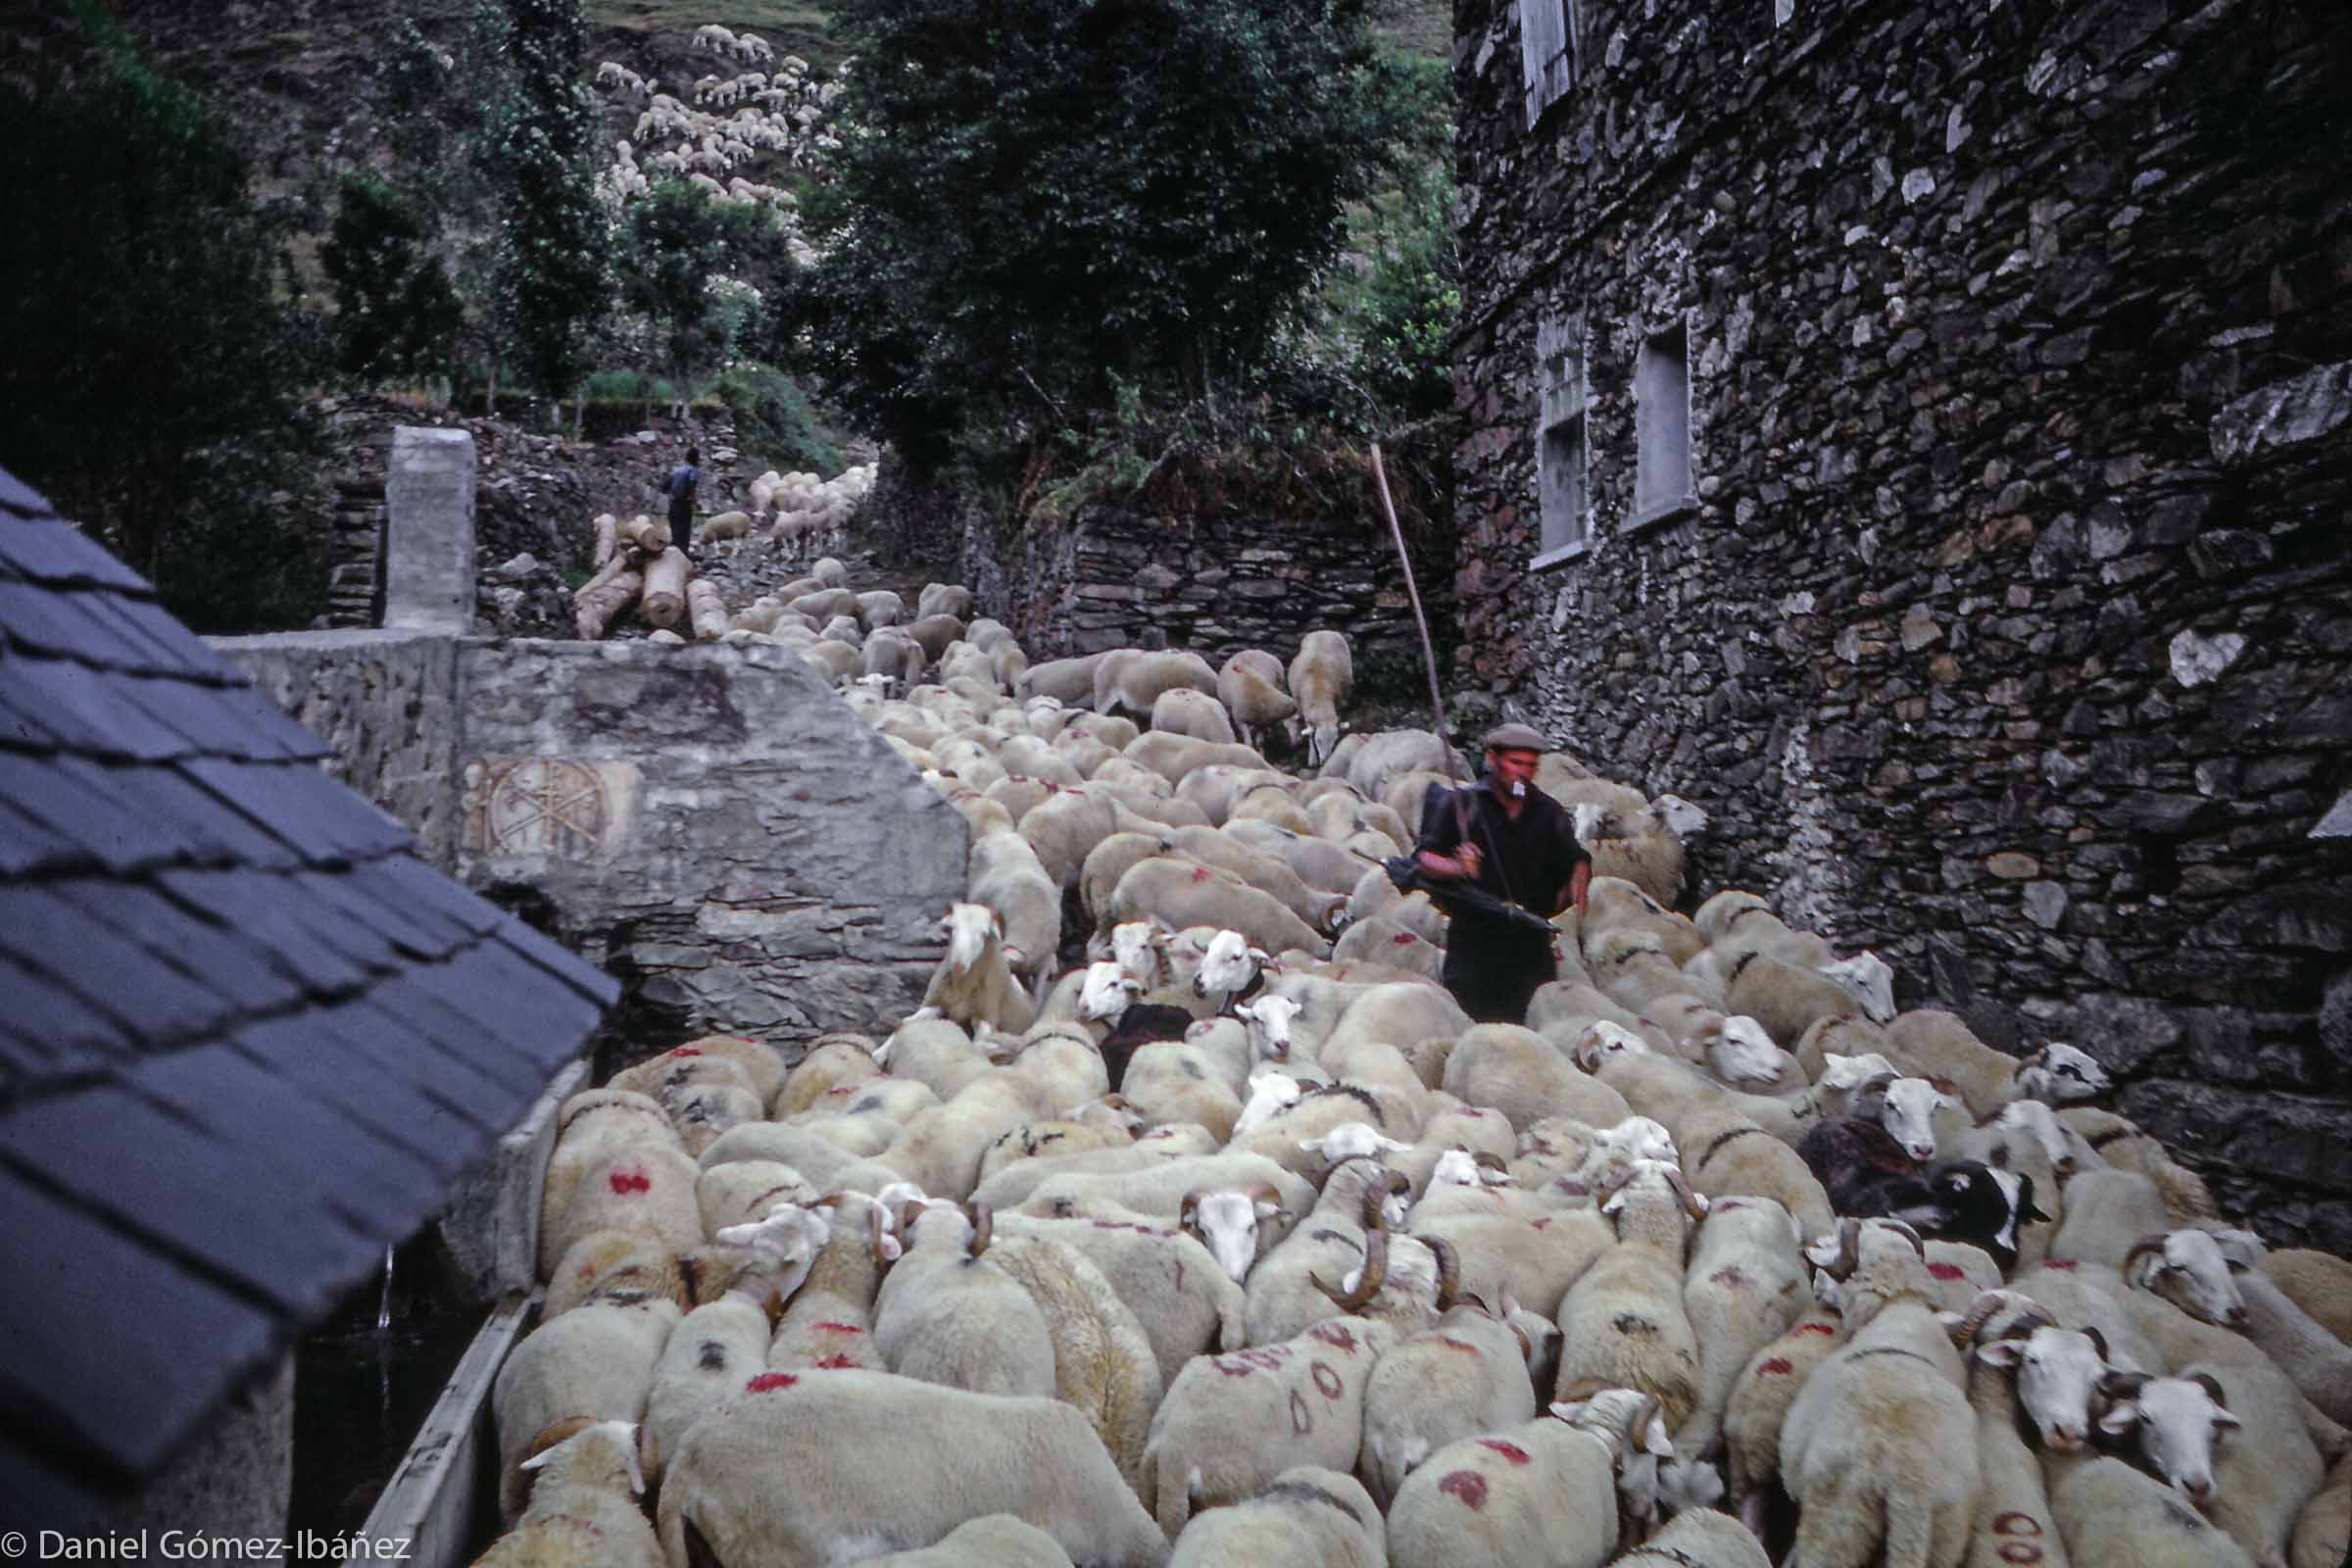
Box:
[480,561,2352,1568]
[591,27,849,267]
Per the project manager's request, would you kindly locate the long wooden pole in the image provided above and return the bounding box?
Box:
[1368,444,1473,839]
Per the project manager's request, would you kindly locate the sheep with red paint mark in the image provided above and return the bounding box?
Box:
[1670,1195,1808,1498]
[1137,1313,1397,1541]
[1385,1389,1676,1568]
[535,1090,684,1280]
[472,1419,663,1568]
[766,1192,901,1373]
[1358,1298,1544,1508]
[539,1139,703,1280]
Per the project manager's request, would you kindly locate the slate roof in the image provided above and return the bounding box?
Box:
[0,467,618,1531]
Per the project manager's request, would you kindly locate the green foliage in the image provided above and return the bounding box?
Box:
[795,0,1411,465]
[619,181,780,412]
[490,0,613,406]
[322,172,464,381]
[0,1,328,631]
[713,363,846,475]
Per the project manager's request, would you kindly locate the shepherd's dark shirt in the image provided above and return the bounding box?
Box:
[1416,778,1588,1022]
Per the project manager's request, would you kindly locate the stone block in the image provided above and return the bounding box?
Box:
[437,1059,588,1304]
[384,427,478,633]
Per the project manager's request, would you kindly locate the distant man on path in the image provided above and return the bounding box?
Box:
[664,445,701,557]
[1414,722,1591,1024]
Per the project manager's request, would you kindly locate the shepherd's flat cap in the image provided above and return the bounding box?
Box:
[1481,721,1549,753]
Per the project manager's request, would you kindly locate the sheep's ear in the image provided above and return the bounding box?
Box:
[2211,1406,2242,1432]
[2096,1401,2141,1437]
[1234,1001,1258,1021]
[1975,1339,2024,1369]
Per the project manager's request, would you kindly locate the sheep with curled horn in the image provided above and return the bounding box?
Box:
[1550,1159,1707,1430]
[1241,1154,1411,1346]
[870,1198,1056,1397]
[1357,1289,1544,1508]
[1777,1216,1981,1568]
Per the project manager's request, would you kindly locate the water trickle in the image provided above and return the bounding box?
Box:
[376,1245,397,1331]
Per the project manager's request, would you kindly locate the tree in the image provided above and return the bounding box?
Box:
[796,0,1407,463]
[0,0,327,631]
[620,181,777,416]
[321,172,464,382]
[489,0,612,417]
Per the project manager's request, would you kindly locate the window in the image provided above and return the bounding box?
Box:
[1535,315,1589,562]
[1633,324,1694,525]
[1517,0,1581,128]
[1775,0,1794,25]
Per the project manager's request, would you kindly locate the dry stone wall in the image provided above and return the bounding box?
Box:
[1452,0,2352,1244]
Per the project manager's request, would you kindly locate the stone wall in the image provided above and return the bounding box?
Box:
[454,639,968,1050]
[956,457,1458,674]
[1452,0,2352,1244]
[211,635,966,1063]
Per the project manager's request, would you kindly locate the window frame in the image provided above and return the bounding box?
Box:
[1629,318,1698,532]
[1533,313,1591,567]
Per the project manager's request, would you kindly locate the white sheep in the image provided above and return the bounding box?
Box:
[491,1292,681,1522]
[969,825,1061,976]
[1358,1298,1542,1506]
[873,1199,1056,1396]
[1673,1194,1808,1471]
[1215,650,1297,752]
[655,1370,1170,1567]
[1551,1160,1707,1429]
[1138,1312,1396,1540]
[913,902,1040,1035]
[1385,1391,1675,1568]
[473,1419,662,1568]
[1287,631,1352,767]
[1096,648,1220,721]
[1779,1218,1980,1568]
[1883,1008,2113,1120]
[2209,1229,2352,1425]
[1162,1466,1384,1568]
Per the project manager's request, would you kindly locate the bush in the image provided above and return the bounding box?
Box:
[715,364,845,476]
[322,172,463,382]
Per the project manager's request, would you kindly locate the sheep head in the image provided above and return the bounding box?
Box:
[2124,1229,2246,1328]
[1819,951,1896,1022]
[2016,1040,2111,1103]
[2095,1370,2239,1507]
[1181,1183,1285,1283]
[1193,928,1267,1001]
[1234,995,1303,1061]
[1696,1014,1783,1086]
[1299,1120,1412,1169]
[1962,1293,2110,1453]
[516,1418,648,1503]
[1232,1070,1303,1136]
[1571,1020,1650,1072]
[1077,960,1143,1023]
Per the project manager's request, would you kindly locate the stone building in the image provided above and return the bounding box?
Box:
[1449,0,2351,1243]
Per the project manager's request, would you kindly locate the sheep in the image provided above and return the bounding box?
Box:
[1779,1218,1980,1568]
[877,1014,996,1102]
[1162,1466,1384,1568]
[912,902,1040,1036]
[1720,1294,1844,1534]
[859,1515,1076,1568]
[970,826,1061,975]
[1145,684,1237,744]
[1095,648,1219,720]
[655,1369,1170,1568]
[539,1136,702,1275]
[2293,1453,2351,1568]
[766,1193,898,1373]
[1610,1508,1773,1568]
[490,1290,681,1522]
[2108,1358,2324,1568]
[1719,947,1862,1050]
[881,1067,1061,1202]
[1674,1195,1808,1467]
[1358,1298,1542,1506]
[2044,1170,2230,1307]
[1241,1156,1413,1344]
[983,1229,1166,1486]
[1287,631,1353,766]
[1574,799,1688,909]
[1020,1152,1315,1242]
[2258,1247,2352,1348]
[1025,650,1114,704]
[992,1210,1249,1385]
[1110,856,1328,958]
[1551,1161,1707,1431]
[1676,1102,1838,1240]
[2209,1229,2352,1426]
[1441,1023,1632,1135]
[917,582,975,620]
[1162,825,1348,936]
[1138,1313,1396,1540]
[1215,650,1297,753]
[1384,1391,1676,1568]
[473,1419,662,1568]
[1883,1008,2113,1120]
[2046,1453,2258,1568]
[2058,1106,2223,1223]
[872,1199,1057,1396]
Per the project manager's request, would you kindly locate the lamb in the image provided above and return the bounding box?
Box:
[655,1370,1170,1568]
[1384,1391,1676,1568]
[473,1419,662,1568]
[1551,1161,1707,1430]
[1138,1313,1396,1540]
[1162,1467,1385,1568]
[1883,1008,2113,1120]
[1358,1298,1542,1506]
[1778,1218,1980,1568]
[913,902,1040,1035]
[1215,650,1298,753]
[873,1199,1056,1396]
[1287,630,1353,766]
[490,1291,681,1522]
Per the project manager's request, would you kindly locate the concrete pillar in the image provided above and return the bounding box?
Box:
[384,427,476,632]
